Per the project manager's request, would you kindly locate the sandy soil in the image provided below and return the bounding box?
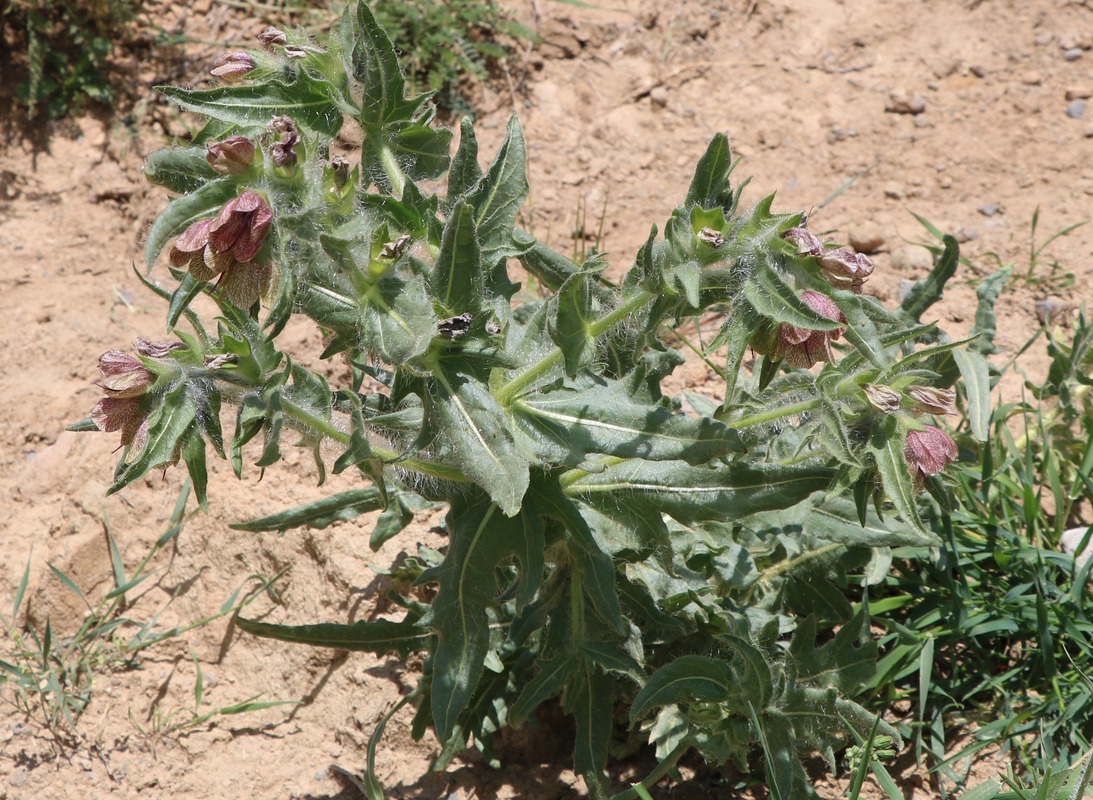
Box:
[2,0,1092,797]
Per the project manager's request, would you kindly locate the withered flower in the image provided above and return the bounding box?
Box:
[268,116,300,169]
[904,425,959,482]
[210,51,256,82]
[772,290,847,368]
[783,227,823,257]
[864,384,901,414]
[257,26,287,46]
[169,191,274,307]
[907,386,956,416]
[206,136,256,175]
[817,248,875,294]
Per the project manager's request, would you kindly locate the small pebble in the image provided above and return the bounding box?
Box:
[897,278,917,302]
[649,86,669,108]
[1066,99,1087,118]
[977,203,1001,217]
[969,64,987,78]
[955,226,980,242]
[1066,86,1093,100]
[884,183,905,200]
[1064,48,1083,61]
[849,221,886,254]
[891,246,933,272]
[885,89,927,114]
[1034,31,1054,46]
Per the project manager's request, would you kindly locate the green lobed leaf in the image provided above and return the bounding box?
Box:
[421,493,545,741]
[447,117,483,203]
[970,267,1010,357]
[465,116,529,273]
[236,613,430,660]
[867,416,926,534]
[953,349,991,442]
[548,272,600,377]
[144,177,237,272]
[431,198,483,314]
[899,234,960,322]
[429,370,529,516]
[685,132,734,210]
[385,121,452,183]
[744,266,844,331]
[509,654,576,727]
[230,488,385,532]
[158,80,344,138]
[567,460,835,528]
[630,651,769,723]
[788,611,877,693]
[515,376,742,467]
[565,662,614,787]
[530,478,625,633]
[143,147,218,195]
[341,0,416,127]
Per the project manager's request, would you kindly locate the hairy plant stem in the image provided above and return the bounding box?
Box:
[723,397,822,430]
[609,740,692,800]
[495,288,655,405]
[279,396,470,483]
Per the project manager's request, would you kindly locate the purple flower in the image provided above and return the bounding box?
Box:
[90,340,181,450]
[904,426,959,482]
[772,290,847,368]
[169,191,274,307]
[206,136,256,175]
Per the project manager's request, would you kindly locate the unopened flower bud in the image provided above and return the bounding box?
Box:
[257,26,287,46]
[904,425,959,482]
[206,136,255,175]
[210,51,256,81]
[784,227,823,257]
[818,248,874,294]
[907,386,956,416]
[864,384,901,414]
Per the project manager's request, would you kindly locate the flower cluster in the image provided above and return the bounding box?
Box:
[169,191,274,308]
[784,227,875,294]
[90,339,181,451]
[863,382,959,483]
